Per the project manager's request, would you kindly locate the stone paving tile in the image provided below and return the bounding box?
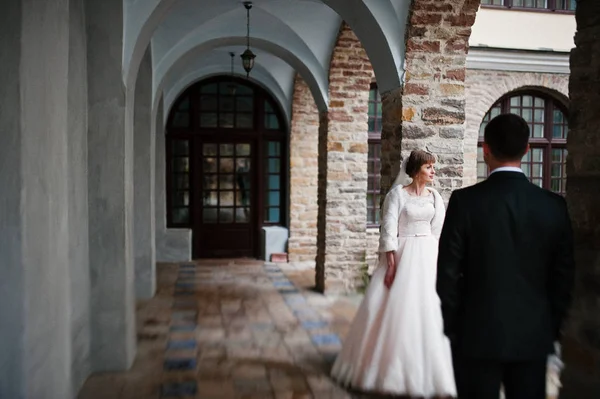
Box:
[82,260,536,399]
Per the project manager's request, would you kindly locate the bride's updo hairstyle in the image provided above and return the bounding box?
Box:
[405,150,436,178]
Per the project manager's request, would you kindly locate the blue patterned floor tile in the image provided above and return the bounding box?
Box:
[164,358,197,371]
[294,309,320,320]
[277,287,299,294]
[172,310,198,318]
[180,263,196,268]
[174,290,195,296]
[161,381,197,397]
[166,339,197,350]
[169,324,196,332]
[172,301,198,310]
[311,333,341,347]
[171,318,197,328]
[175,282,195,288]
[282,292,304,299]
[301,320,328,330]
[273,280,294,288]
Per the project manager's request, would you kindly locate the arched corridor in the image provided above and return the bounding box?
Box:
[1,0,599,397]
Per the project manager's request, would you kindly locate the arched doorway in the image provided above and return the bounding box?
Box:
[165,77,287,258]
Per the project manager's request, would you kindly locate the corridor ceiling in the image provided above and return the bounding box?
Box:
[124,0,411,121]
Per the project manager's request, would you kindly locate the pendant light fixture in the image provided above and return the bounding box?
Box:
[240,1,256,78]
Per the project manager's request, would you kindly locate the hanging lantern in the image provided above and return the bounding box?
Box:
[240,1,255,78]
[240,48,256,77]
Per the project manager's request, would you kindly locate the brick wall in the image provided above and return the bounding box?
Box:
[288,76,319,263]
[315,23,375,292]
[381,0,481,201]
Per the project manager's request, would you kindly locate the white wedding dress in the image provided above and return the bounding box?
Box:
[331,186,457,397]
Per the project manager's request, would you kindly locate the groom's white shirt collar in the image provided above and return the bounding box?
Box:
[489,166,524,175]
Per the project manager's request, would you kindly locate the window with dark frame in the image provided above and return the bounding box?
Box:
[480,0,576,11]
[477,92,568,196]
[165,79,287,228]
[169,138,191,225]
[367,84,382,226]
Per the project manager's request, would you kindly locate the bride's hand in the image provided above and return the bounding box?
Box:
[384,251,396,289]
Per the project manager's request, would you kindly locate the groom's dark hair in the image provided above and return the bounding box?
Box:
[484,113,530,161]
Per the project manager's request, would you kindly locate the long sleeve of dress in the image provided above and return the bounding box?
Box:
[378,187,404,253]
[430,188,446,240]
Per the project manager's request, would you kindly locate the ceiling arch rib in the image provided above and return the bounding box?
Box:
[163,64,292,125]
[124,0,177,89]
[152,4,329,112]
[153,36,328,112]
[256,1,342,71]
[127,0,410,110]
[323,0,407,94]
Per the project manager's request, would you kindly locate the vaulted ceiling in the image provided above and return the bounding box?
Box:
[124,0,411,121]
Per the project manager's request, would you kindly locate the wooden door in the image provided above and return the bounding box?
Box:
[193,141,255,258]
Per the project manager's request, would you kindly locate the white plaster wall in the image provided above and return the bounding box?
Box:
[68,0,92,393]
[0,1,25,396]
[86,0,136,372]
[161,47,294,123]
[470,8,576,52]
[134,48,157,299]
[21,0,72,397]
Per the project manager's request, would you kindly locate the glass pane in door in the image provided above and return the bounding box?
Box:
[202,143,252,224]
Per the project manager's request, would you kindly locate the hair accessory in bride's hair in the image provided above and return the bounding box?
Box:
[391,156,413,189]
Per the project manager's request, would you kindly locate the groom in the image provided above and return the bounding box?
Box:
[437,113,575,399]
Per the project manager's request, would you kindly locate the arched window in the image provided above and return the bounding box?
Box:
[166,77,286,258]
[477,91,568,195]
[480,0,576,12]
[367,83,382,225]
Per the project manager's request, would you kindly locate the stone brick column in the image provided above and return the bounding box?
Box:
[381,0,480,200]
[288,76,319,263]
[560,1,600,396]
[315,23,374,292]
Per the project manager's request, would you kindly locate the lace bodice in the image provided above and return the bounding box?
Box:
[378,186,446,253]
[398,193,435,237]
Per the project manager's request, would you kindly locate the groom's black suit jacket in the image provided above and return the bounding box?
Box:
[437,171,575,361]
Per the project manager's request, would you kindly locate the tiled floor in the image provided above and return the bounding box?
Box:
[78,260,365,399]
[77,260,560,399]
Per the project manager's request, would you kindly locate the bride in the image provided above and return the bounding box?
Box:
[330,149,457,398]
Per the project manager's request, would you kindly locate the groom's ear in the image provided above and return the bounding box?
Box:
[482,142,491,158]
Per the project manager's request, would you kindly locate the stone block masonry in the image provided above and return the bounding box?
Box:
[315,23,374,293]
[288,76,319,264]
[559,1,600,396]
[381,0,481,201]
